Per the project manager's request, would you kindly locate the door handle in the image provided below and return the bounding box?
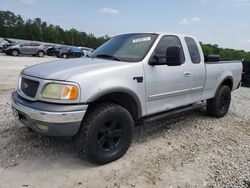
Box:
[184,72,191,77]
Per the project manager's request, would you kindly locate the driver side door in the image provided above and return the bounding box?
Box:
[144,35,192,115]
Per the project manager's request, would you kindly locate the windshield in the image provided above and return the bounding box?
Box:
[90,33,158,62]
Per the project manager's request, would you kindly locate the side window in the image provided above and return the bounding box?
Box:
[30,43,40,46]
[154,35,185,64]
[21,43,29,46]
[185,37,201,64]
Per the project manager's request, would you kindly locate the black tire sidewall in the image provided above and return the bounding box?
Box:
[84,105,133,164]
[12,50,18,56]
[38,51,44,57]
[215,86,231,117]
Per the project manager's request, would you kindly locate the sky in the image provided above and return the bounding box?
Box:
[0,0,250,51]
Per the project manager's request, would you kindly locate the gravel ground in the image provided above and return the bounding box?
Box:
[0,54,249,188]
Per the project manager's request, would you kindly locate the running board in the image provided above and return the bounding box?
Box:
[140,102,206,124]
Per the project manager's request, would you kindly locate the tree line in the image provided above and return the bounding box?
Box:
[0,10,250,60]
[201,43,250,61]
[0,11,108,48]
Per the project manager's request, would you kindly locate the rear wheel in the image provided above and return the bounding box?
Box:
[206,85,231,118]
[37,51,45,57]
[11,49,19,56]
[62,53,68,59]
[76,103,134,165]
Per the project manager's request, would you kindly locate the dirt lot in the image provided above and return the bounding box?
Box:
[0,54,249,188]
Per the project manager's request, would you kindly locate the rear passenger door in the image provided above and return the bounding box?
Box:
[19,43,30,54]
[184,37,206,102]
[28,43,40,55]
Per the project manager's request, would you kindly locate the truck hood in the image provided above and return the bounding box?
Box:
[22,57,133,81]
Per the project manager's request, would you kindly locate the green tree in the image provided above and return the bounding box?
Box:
[0,10,249,58]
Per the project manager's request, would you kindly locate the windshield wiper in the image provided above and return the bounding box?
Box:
[95,54,121,61]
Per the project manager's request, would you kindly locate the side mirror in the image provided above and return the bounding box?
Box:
[149,55,171,66]
[149,55,160,65]
[165,46,182,66]
[149,46,183,66]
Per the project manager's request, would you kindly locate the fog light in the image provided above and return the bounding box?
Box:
[35,124,49,132]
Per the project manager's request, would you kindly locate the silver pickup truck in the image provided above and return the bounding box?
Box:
[11,33,242,164]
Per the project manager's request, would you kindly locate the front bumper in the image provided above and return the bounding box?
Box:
[11,91,88,136]
[3,48,12,55]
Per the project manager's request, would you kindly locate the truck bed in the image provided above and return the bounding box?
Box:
[202,60,242,100]
[205,60,242,64]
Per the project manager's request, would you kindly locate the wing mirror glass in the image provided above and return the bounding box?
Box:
[165,46,182,66]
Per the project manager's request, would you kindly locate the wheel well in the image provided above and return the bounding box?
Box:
[38,50,45,54]
[91,92,141,120]
[12,49,19,53]
[221,78,233,91]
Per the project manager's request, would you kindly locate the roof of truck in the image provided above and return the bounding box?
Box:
[155,32,195,38]
[115,32,197,39]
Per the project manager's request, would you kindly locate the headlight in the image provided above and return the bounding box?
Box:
[41,83,79,100]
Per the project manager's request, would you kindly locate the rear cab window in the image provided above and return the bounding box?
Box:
[185,37,201,64]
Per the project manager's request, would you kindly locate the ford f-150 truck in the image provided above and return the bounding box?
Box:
[11,33,242,164]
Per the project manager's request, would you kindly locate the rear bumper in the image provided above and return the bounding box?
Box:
[242,74,250,87]
[11,91,88,136]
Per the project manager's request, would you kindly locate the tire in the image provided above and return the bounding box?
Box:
[62,54,68,59]
[11,49,19,56]
[37,51,45,57]
[76,103,134,165]
[206,85,231,118]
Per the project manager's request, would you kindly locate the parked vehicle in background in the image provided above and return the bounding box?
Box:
[0,38,16,52]
[242,61,250,87]
[46,45,93,57]
[55,46,82,58]
[11,33,242,165]
[81,47,93,56]
[0,40,6,52]
[45,45,58,56]
[4,42,46,57]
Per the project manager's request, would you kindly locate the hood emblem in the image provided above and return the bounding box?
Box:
[23,82,29,89]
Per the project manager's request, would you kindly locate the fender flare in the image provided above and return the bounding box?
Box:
[214,76,234,97]
[87,87,142,119]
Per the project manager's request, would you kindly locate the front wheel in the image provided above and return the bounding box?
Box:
[76,103,134,165]
[206,85,231,118]
[11,49,19,56]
